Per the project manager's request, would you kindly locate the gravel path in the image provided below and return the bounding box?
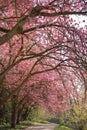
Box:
[23,123,57,130]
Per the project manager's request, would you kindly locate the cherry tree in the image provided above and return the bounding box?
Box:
[0,1,87,126]
[10,69,80,127]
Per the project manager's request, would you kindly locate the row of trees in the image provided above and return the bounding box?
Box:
[0,0,87,128]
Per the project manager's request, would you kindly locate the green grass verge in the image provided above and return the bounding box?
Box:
[0,120,37,130]
[0,120,50,130]
[54,125,74,130]
[36,120,50,124]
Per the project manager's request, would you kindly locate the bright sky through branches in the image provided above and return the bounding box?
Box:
[71,15,87,28]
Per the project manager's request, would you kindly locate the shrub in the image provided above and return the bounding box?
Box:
[54,125,73,130]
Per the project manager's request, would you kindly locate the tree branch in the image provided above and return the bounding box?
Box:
[0,5,87,45]
[40,11,87,17]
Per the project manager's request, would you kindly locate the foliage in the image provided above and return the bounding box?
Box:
[37,120,50,124]
[0,119,50,130]
[0,0,87,105]
[83,124,87,130]
[58,103,87,130]
[0,100,11,124]
[0,0,87,128]
[54,125,73,130]
[27,107,49,122]
[0,120,38,130]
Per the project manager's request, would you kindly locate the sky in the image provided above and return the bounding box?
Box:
[71,15,87,28]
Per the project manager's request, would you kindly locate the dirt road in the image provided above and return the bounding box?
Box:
[23,123,57,130]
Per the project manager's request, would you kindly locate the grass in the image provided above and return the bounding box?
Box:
[0,120,37,130]
[0,120,50,130]
[36,120,50,124]
[54,125,74,130]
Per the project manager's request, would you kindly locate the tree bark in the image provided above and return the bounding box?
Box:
[16,107,23,124]
[11,95,18,128]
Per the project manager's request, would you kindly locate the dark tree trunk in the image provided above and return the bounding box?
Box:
[22,107,29,120]
[11,95,18,128]
[79,127,83,130]
[16,108,23,124]
[11,107,17,128]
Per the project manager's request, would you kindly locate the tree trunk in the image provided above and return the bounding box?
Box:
[11,107,17,128]
[79,126,83,130]
[11,95,18,128]
[16,108,23,124]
